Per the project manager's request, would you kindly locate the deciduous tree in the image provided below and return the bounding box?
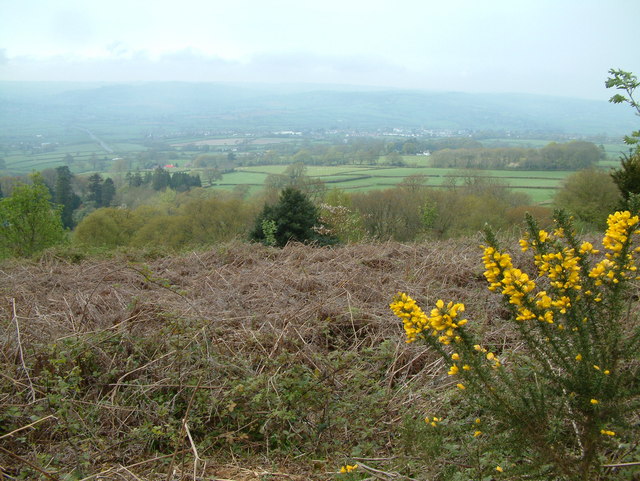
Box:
[0,174,65,257]
[554,168,620,229]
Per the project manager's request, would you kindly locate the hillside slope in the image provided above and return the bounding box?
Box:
[0,81,636,136]
[1,240,507,479]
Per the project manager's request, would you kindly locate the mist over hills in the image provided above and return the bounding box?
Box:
[0,81,636,137]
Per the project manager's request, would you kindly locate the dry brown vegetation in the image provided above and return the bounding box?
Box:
[0,239,521,480]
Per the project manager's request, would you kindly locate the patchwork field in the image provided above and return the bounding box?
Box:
[222,164,574,203]
[1,127,627,205]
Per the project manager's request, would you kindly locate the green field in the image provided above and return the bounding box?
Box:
[224,164,580,203]
[2,126,627,206]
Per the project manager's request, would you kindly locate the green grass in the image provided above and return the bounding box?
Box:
[480,138,557,148]
[218,171,270,185]
[2,127,623,206]
[226,164,573,203]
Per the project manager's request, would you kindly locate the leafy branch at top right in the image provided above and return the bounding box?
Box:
[606,69,640,211]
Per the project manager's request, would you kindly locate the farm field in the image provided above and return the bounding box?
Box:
[226,164,576,203]
[1,126,627,205]
[170,137,299,147]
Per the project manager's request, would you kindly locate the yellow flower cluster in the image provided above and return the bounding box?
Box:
[425,416,441,427]
[482,246,536,307]
[588,211,640,286]
[482,246,513,291]
[534,248,581,291]
[390,293,467,344]
[484,212,640,325]
[339,464,358,473]
[483,245,542,323]
[389,293,429,343]
[602,211,639,257]
[589,258,617,286]
[519,229,550,252]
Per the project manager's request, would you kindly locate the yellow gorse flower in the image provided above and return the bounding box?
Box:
[389,211,639,477]
[426,416,441,427]
[602,211,639,257]
[481,246,514,292]
[389,292,429,343]
[340,464,358,473]
[390,293,467,345]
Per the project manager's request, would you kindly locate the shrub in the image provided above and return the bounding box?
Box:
[0,174,65,257]
[390,210,640,480]
[250,187,335,247]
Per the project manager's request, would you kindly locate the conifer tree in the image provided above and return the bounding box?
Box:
[250,187,334,247]
[54,166,81,229]
[87,173,103,206]
[101,178,116,207]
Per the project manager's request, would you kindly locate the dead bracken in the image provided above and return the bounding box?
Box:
[0,239,526,480]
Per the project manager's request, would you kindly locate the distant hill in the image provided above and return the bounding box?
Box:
[0,81,636,137]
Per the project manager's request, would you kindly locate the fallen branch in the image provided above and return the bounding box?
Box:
[11,298,35,403]
[0,414,57,440]
[0,445,60,481]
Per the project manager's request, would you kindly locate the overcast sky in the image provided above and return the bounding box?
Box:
[0,0,638,100]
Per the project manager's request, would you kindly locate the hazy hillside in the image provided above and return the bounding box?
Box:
[0,240,492,479]
[0,81,636,137]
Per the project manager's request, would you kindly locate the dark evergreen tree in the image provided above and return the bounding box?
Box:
[54,166,81,229]
[152,167,170,190]
[189,173,202,188]
[132,171,143,187]
[611,153,640,208]
[101,178,116,207]
[250,187,335,247]
[169,172,189,191]
[87,173,103,207]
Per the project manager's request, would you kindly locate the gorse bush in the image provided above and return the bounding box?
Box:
[391,210,640,480]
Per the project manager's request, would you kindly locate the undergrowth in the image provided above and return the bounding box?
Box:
[3,234,636,480]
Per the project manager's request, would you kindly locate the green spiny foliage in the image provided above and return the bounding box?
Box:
[390,210,640,480]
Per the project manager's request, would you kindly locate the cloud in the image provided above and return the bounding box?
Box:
[0,49,409,88]
[0,47,629,100]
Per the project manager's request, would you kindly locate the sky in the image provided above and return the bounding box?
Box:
[0,0,639,100]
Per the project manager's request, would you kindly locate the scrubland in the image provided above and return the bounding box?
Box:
[1,239,511,480]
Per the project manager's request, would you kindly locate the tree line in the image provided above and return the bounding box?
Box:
[430,140,603,170]
[184,137,603,170]
[0,161,627,258]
